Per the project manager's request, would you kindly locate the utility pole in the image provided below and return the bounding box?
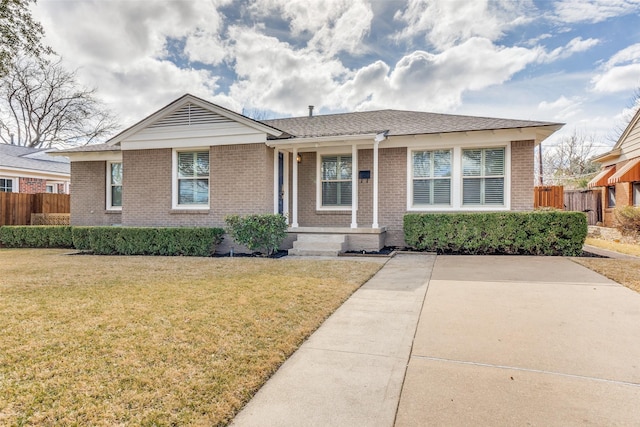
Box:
[538,142,544,185]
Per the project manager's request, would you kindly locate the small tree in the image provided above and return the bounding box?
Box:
[224,214,288,256]
[542,130,600,189]
[0,56,118,148]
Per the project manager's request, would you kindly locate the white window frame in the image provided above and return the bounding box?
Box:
[0,177,16,193]
[406,143,510,211]
[410,149,453,208]
[316,148,353,211]
[106,161,123,211]
[462,147,507,207]
[172,148,210,210]
[607,186,616,208]
[633,182,640,207]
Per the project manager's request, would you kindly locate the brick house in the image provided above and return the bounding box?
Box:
[588,107,640,227]
[54,94,562,254]
[0,144,70,194]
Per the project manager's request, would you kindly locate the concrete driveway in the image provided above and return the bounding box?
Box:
[396,256,640,426]
[233,254,640,426]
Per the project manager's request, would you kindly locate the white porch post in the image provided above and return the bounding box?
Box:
[292,147,299,228]
[351,143,358,228]
[273,148,279,214]
[283,152,290,220]
[372,138,379,228]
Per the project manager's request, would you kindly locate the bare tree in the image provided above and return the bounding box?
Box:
[541,129,600,189]
[0,0,52,76]
[0,56,118,148]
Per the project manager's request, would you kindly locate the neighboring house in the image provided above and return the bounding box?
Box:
[588,107,640,226]
[0,144,70,194]
[53,94,562,253]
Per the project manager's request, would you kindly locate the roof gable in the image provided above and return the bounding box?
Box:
[107,94,283,147]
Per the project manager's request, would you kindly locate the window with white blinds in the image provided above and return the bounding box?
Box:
[462,148,505,205]
[412,150,451,206]
[321,155,352,207]
[177,151,209,205]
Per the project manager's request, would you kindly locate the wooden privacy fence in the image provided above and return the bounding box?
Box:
[534,186,564,209]
[564,189,601,226]
[0,193,70,226]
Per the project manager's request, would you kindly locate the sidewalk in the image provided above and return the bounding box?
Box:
[231,254,434,426]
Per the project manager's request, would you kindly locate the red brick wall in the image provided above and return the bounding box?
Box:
[18,177,47,194]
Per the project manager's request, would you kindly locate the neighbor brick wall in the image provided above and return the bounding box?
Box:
[603,181,632,227]
[510,140,535,211]
[120,144,274,227]
[18,177,47,193]
[70,161,121,226]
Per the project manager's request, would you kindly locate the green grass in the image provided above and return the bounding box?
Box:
[0,249,381,426]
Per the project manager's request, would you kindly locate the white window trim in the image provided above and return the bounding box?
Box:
[0,176,17,192]
[172,148,210,210]
[407,144,510,211]
[106,161,122,211]
[409,149,454,209]
[633,182,640,207]
[316,148,354,212]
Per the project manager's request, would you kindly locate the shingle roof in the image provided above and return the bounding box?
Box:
[261,109,561,139]
[0,144,70,174]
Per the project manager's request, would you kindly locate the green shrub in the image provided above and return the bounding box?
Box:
[404,211,587,256]
[614,206,640,236]
[71,227,225,256]
[0,226,73,248]
[224,214,288,255]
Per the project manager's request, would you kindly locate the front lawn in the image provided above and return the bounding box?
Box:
[573,257,640,294]
[0,249,381,426]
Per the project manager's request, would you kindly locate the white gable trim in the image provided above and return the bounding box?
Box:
[107,94,283,147]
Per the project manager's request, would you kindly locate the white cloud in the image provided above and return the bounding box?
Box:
[539,37,600,62]
[553,0,640,23]
[592,43,640,93]
[538,96,582,119]
[393,0,534,50]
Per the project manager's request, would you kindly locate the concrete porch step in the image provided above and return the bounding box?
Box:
[288,234,347,257]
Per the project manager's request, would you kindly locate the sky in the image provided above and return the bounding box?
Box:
[33,0,640,152]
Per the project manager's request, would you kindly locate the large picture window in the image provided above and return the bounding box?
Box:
[412,150,451,206]
[321,155,352,207]
[462,148,505,205]
[107,162,122,209]
[177,151,209,206]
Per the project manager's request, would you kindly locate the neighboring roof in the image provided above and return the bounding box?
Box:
[0,144,70,175]
[261,109,562,139]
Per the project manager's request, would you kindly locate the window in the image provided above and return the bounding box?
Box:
[634,182,640,206]
[321,155,352,207]
[462,148,505,205]
[0,178,13,192]
[46,185,55,194]
[176,151,209,206]
[412,150,451,206]
[607,186,616,208]
[107,162,122,209]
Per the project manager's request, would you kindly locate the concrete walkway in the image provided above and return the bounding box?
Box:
[232,254,434,426]
[396,256,640,426]
[232,255,640,426]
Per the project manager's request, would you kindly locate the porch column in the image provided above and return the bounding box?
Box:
[273,148,279,214]
[372,138,379,228]
[292,146,299,228]
[351,143,358,228]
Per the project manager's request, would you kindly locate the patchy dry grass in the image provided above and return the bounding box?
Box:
[0,249,381,426]
[585,237,640,257]
[573,257,640,294]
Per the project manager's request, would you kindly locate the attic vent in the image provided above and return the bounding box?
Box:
[149,103,232,128]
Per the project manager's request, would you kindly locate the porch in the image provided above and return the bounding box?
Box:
[286,226,387,256]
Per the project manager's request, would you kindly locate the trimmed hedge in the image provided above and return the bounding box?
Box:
[404,211,587,256]
[0,226,224,256]
[72,227,225,256]
[0,226,74,248]
[225,214,288,255]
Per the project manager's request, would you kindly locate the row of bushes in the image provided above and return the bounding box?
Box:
[0,226,225,256]
[0,214,290,256]
[404,211,587,256]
